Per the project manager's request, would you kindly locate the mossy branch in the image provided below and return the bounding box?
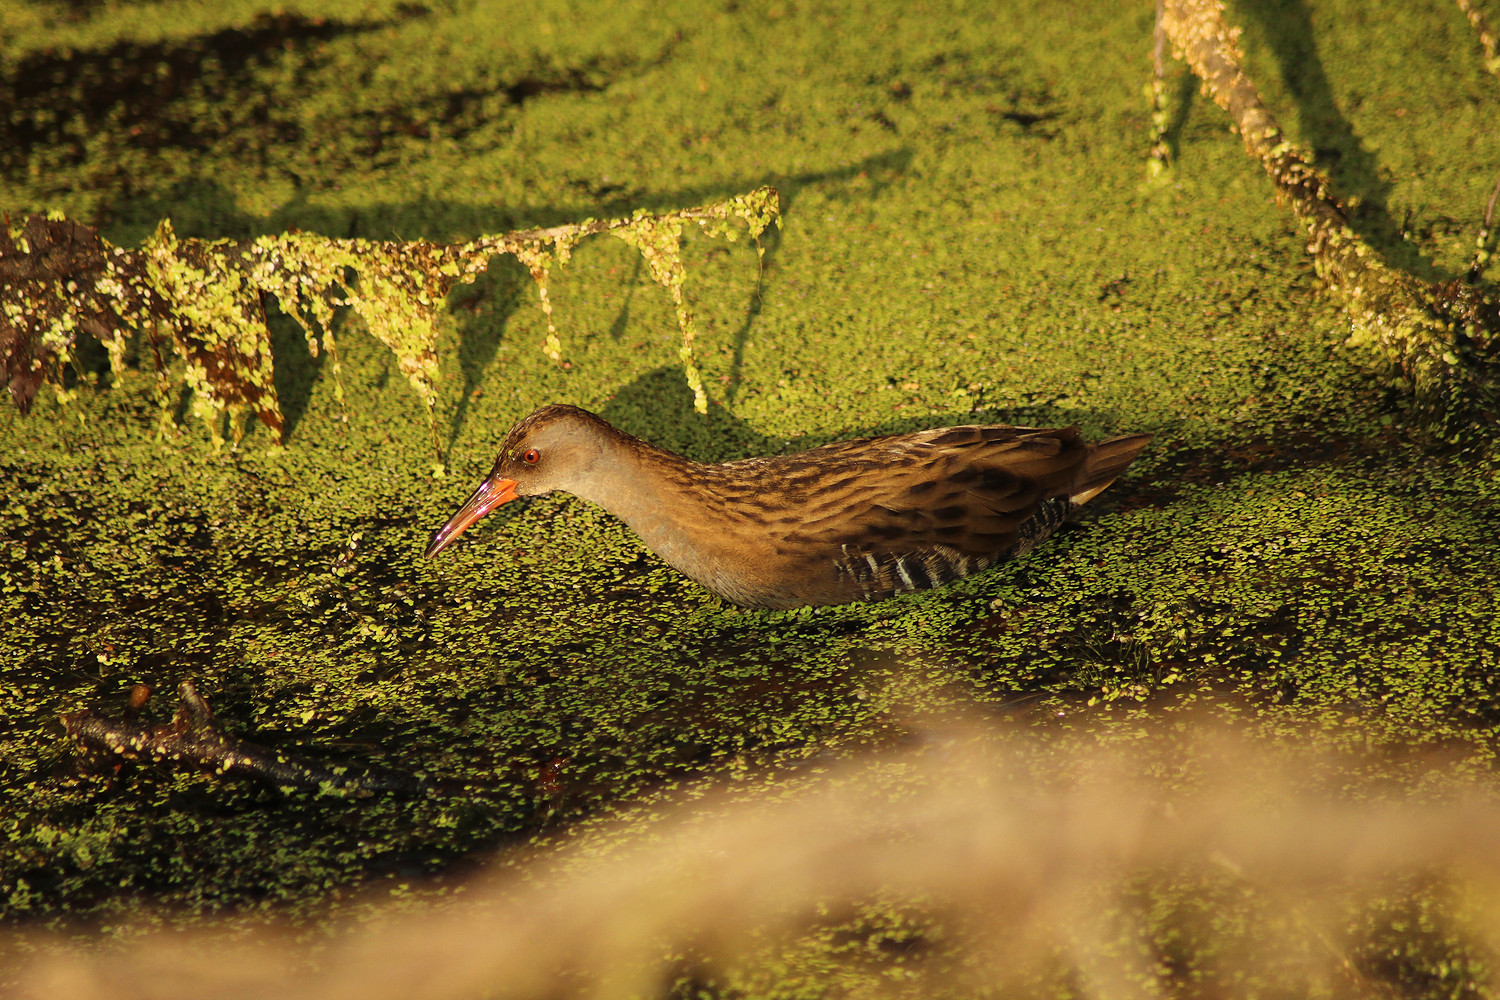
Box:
[1159,0,1499,420]
[1456,0,1500,81]
[1,188,780,446]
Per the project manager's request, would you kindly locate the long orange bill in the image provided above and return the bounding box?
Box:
[424,477,520,558]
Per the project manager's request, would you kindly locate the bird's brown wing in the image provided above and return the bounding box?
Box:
[751,426,1092,600]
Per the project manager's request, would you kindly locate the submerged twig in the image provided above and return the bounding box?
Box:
[62,680,434,795]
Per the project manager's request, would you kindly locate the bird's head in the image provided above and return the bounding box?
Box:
[424,404,615,558]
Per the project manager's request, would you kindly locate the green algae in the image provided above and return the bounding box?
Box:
[4,188,779,447]
[3,0,1500,993]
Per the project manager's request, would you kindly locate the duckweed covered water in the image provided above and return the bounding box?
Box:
[3,0,1499,991]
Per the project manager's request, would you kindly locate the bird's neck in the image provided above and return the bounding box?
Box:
[570,440,730,577]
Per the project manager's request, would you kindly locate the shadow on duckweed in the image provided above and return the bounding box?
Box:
[588,364,1148,461]
[1,12,404,186]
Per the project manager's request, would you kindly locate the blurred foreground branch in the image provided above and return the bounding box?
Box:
[10,728,1500,999]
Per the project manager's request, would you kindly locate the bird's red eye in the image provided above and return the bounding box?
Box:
[522,448,540,465]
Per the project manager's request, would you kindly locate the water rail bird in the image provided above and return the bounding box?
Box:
[426,405,1152,609]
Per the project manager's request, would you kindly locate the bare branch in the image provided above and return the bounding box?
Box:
[63,680,435,795]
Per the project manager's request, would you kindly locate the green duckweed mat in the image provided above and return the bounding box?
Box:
[2,0,1499,994]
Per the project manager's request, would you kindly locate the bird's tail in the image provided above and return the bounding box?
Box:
[1069,433,1153,506]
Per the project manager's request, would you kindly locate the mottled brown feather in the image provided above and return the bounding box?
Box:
[431,405,1153,609]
